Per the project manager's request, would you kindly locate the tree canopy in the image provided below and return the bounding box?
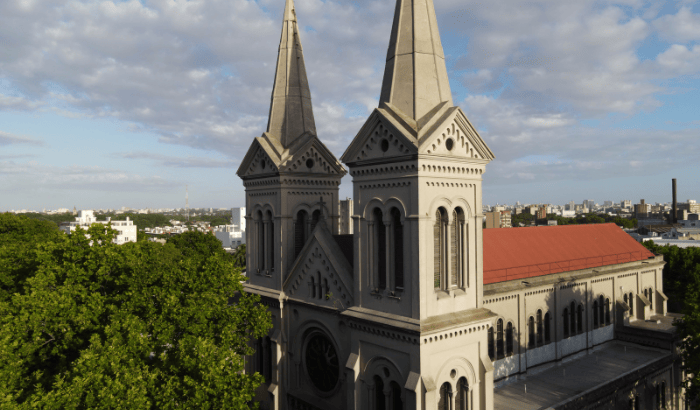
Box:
[0,213,270,409]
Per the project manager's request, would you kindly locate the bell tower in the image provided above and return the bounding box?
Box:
[341,0,495,320]
[237,0,346,291]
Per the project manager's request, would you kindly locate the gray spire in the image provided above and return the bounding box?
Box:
[266,0,316,147]
[379,0,453,122]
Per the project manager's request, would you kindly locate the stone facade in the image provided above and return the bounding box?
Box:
[237,0,687,409]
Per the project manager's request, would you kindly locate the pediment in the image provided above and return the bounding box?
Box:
[284,221,354,309]
[417,108,495,161]
[340,109,418,165]
[236,136,283,178]
[279,137,346,176]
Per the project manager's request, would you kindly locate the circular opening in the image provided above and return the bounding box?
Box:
[445,138,454,151]
[381,139,389,152]
[450,369,457,379]
[305,334,339,393]
[306,159,314,168]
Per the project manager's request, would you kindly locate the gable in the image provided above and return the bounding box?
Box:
[417,108,495,161]
[279,137,346,176]
[236,136,282,178]
[284,222,354,309]
[340,109,418,164]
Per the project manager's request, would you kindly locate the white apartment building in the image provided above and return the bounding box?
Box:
[60,210,137,244]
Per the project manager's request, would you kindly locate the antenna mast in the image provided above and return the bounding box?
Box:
[186,185,189,222]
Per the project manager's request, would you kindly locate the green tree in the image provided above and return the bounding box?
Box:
[675,265,700,406]
[0,216,270,409]
[232,244,246,269]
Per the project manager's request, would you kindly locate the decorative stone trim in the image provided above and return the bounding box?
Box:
[426,182,475,188]
[287,192,333,196]
[350,164,418,176]
[280,179,340,186]
[591,277,613,284]
[423,324,488,345]
[560,283,584,290]
[359,182,411,189]
[249,192,278,197]
[260,298,281,309]
[524,288,555,297]
[244,178,280,187]
[484,294,518,304]
[347,322,419,344]
[640,269,655,275]
[421,164,483,175]
[617,272,639,279]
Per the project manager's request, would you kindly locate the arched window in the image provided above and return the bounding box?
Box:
[310,276,316,299]
[661,381,666,408]
[537,310,543,345]
[496,319,504,359]
[266,210,274,272]
[528,316,535,347]
[569,301,576,336]
[624,293,628,306]
[629,292,634,312]
[488,327,494,360]
[593,300,599,328]
[599,295,605,326]
[452,208,465,288]
[563,308,570,338]
[373,208,386,290]
[648,288,653,309]
[506,322,514,356]
[256,210,265,272]
[438,383,452,410]
[577,304,584,334]
[544,312,551,344]
[390,381,403,410]
[605,298,611,325]
[391,208,404,291]
[295,210,309,257]
[310,209,321,233]
[374,376,385,410]
[434,208,448,289]
[457,377,469,410]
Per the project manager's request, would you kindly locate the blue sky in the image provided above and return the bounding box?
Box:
[1,0,699,211]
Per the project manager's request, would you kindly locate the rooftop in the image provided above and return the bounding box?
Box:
[483,224,655,284]
[494,342,672,410]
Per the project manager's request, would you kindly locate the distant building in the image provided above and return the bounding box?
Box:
[338,198,353,234]
[536,206,547,220]
[232,207,246,232]
[59,210,137,244]
[215,226,245,248]
[485,210,512,229]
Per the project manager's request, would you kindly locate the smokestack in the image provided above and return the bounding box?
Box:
[672,179,677,224]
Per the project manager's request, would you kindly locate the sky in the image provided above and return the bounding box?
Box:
[1,0,699,211]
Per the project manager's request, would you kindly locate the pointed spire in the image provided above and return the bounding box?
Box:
[266,0,316,147]
[379,0,453,121]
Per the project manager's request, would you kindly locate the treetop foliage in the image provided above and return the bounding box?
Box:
[0,213,270,409]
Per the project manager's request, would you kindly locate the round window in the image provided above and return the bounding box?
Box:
[306,159,315,169]
[305,334,339,392]
[381,139,389,152]
[445,138,454,151]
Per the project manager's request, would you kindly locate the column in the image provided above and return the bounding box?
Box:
[385,220,392,292]
[446,221,452,289]
[263,220,270,273]
[368,221,375,290]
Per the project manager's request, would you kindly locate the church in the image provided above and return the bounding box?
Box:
[237,0,686,409]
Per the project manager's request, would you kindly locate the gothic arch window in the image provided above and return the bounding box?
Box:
[577,304,584,334]
[310,209,321,233]
[457,377,469,410]
[310,276,316,299]
[544,311,551,344]
[373,208,387,291]
[488,327,495,360]
[438,382,452,410]
[496,319,504,359]
[374,376,385,410]
[569,301,576,336]
[605,298,611,325]
[506,322,514,356]
[624,293,628,306]
[390,381,403,410]
[391,207,404,291]
[628,292,634,312]
[593,300,599,328]
[266,210,274,273]
[434,208,448,289]
[536,310,543,345]
[256,210,265,272]
[528,316,535,347]
[599,295,605,326]
[452,207,466,288]
[563,308,570,338]
[295,210,309,257]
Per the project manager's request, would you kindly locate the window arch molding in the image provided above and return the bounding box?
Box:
[361,197,408,221]
[251,203,276,217]
[289,320,340,368]
[427,196,474,220]
[363,356,406,409]
[434,356,478,391]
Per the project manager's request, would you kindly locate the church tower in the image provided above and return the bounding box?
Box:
[341,0,495,320]
[237,0,346,291]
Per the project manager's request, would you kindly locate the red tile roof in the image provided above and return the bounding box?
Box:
[483,223,655,285]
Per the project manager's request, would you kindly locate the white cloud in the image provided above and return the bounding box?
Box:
[0,130,43,146]
[654,6,700,43]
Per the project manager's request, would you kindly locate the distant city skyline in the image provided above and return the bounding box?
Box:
[1,0,699,210]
